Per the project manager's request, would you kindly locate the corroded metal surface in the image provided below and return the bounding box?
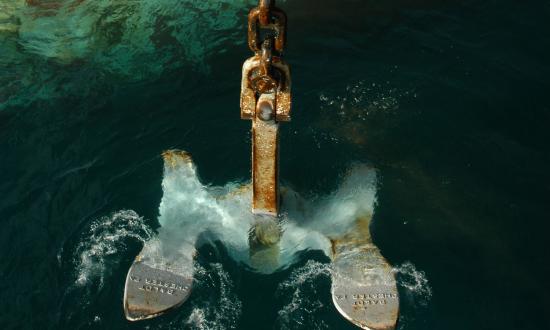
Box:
[240,56,292,121]
[252,93,279,215]
[248,1,286,53]
[162,149,192,168]
[257,0,274,26]
[242,0,291,218]
[240,57,258,120]
[331,217,399,330]
[271,58,292,122]
[124,258,193,321]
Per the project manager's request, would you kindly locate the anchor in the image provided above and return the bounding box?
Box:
[123,1,399,328]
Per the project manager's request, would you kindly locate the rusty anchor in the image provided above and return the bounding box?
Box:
[123,1,399,328]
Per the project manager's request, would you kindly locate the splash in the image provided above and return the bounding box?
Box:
[146,151,379,274]
[65,150,432,327]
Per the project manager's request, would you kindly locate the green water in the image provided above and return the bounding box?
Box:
[1,0,549,329]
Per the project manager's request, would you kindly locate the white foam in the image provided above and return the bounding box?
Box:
[72,209,152,288]
[150,154,379,274]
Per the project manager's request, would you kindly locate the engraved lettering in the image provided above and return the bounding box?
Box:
[137,277,185,295]
[350,293,398,300]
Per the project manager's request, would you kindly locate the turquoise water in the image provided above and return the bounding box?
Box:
[1,0,549,329]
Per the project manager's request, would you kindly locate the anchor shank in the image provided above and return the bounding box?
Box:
[252,93,279,216]
[242,0,291,217]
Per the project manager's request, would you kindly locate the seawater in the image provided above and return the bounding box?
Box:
[1,0,549,329]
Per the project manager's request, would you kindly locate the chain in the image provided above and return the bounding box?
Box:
[258,0,274,26]
[241,0,291,122]
[247,0,287,95]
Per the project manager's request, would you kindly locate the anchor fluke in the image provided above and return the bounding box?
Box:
[123,149,198,321]
[331,217,399,330]
[124,259,193,321]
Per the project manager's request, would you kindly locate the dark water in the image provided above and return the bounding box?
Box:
[1,0,549,329]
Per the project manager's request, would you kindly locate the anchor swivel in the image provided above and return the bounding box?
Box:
[240,51,291,122]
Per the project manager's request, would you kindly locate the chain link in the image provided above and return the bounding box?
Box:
[241,0,291,122]
[248,2,286,54]
[258,0,274,26]
[246,0,288,95]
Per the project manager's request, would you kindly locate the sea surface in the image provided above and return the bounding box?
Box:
[1,0,549,329]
